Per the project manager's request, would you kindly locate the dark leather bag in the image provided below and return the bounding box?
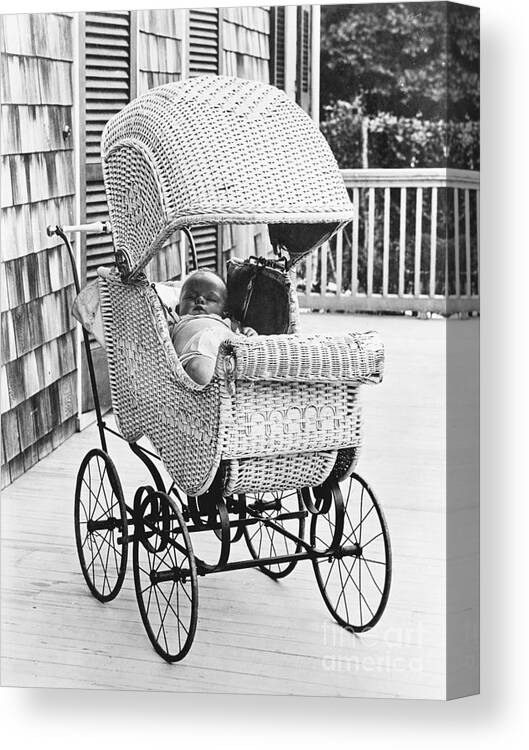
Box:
[226,256,292,335]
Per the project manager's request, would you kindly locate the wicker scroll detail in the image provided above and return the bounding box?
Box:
[220,379,363,461]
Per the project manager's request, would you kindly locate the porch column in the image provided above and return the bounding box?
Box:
[284,5,297,100]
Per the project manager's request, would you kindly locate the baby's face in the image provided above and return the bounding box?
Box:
[179,273,227,317]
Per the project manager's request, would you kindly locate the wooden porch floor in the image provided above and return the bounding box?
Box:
[1,313,476,698]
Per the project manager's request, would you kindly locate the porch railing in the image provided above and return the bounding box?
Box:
[297,168,480,315]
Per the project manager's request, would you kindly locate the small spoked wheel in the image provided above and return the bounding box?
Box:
[133,489,198,662]
[310,473,391,632]
[242,489,306,580]
[74,448,128,603]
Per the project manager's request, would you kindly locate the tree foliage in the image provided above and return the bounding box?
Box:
[321,101,480,169]
[320,2,479,122]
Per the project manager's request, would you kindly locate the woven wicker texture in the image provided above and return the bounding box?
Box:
[221,330,384,383]
[222,450,338,496]
[101,76,354,277]
[97,265,382,495]
[221,380,363,460]
[98,269,227,496]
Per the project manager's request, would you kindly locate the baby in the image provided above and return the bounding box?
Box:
[169,269,255,385]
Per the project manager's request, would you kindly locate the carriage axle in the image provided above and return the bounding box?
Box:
[86,517,122,533]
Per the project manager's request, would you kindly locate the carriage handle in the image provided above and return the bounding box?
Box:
[46,220,112,452]
[46,220,112,237]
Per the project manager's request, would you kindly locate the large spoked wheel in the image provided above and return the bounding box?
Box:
[310,473,391,632]
[133,489,198,662]
[242,489,306,580]
[74,448,128,603]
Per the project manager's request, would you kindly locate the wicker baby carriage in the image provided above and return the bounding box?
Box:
[58,76,391,663]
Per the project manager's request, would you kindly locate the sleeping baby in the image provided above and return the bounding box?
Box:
[169,269,255,385]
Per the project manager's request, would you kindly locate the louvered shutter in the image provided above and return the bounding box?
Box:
[84,11,132,282]
[296,5,311,112]
[81,12,134,412]
[270,6,286,90]
[188,8,220,272]
[189,8,219,76]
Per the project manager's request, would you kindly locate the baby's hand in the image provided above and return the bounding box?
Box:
[242,326,257,337]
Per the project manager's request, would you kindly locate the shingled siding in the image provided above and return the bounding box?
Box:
[1,13,77,488]
[222,6,270,83]
[138,8,184,282]
[220,6,272,268]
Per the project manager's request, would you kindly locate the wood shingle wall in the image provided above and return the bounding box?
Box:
[1,6,313,486]
[220,7,272,267]
[1,13,77,488]
[138,9,183,282]
[223,6,270,82]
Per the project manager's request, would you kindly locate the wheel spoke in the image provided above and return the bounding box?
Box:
[76,451,127,602]
[244,491,304,578]
[103,529,112,583]
[110,530,121,576]
[347,565,375,619]
[179,579,193,606]
[91,499,119,524]
[358,556,362,626]
[359,485,364,545]
[323,556,337,589]
[146,580,154,616]
[247,525,261,543]
[91,460,108,519]
[361,557,383,596]
[87,532,111,593]
[362,531,383,548]
[335,559,351,622]
[175,580,182,652]
[86,530,109,574]
[351,503,375,540]
[156,580,176,641]
[158,580,189,638]
[153,586,169,654]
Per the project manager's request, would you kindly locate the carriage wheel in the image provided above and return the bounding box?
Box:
[74,448,128,603]
[242,489,306,580]
[133,489,198,662]
[310,473,391,632]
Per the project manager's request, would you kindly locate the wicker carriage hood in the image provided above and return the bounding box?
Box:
[101,76,354,277]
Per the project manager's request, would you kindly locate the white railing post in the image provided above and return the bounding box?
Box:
[465,189,471,297]
[454,188,460,297]
[382,186,390,296]
[399,187,407,297]
[335,230,343,298]
[414,187,423,296]
[367,187,375,296]
[429,187,438,298]
[320,241,328,295]
[352,187,359,296]
[296,168,479,314]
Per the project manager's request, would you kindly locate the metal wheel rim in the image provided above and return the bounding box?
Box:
[133,491,198,662]
[74,448,128,603]
[242,489,306,580]
[310,473,391,632]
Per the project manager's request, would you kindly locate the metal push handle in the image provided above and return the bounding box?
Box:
[46,220,112,237]
[47,220,111,451]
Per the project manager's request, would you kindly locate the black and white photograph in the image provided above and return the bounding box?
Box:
[1,0,479,701]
